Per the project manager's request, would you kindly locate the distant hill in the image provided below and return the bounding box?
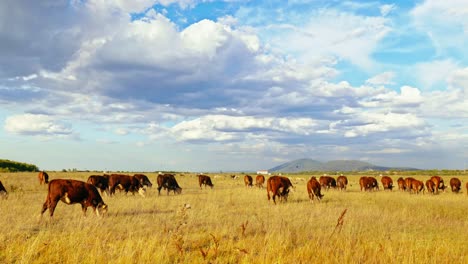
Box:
[0,159,39,172]
[268,159,417,173]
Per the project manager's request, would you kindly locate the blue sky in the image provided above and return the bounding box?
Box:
[1,0,467,171]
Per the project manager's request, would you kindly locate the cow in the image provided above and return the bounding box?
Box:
[0,180,7,198]
[397,177,406,191]
[336,175,348,191]
[404,177,416,192]
[430,176,446,194]
[466,182,468,196]
[411,179,424,194]
[426,179,436,194]
[307,177,323,202]
[157,174,182,195]
[255,175,265,188]
[244,175,253,187]
[319,176,336,191]
[40,179,108,217]
[133,174,153,189]
[108,174,145,197]
[381,176,393,191]
[38,171,49,185]
[449,178,461,193]
[198,175,214,189]
[359,177,378,191]
[87,175,110,196]
[266,176,294,204]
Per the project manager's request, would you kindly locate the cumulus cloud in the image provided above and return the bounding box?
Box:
[4,113,72,137]
[366,71,395,86]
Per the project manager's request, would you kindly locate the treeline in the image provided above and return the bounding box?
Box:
[0,159,39,172]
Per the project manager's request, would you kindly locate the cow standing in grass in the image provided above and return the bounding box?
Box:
[244,175,253,187]
[0,180,7,198]
[198,175,214,189]
[157,174,182,195]
[38,171,49,185]
[449,178,461,193]
[336,175,348,191]
[397,177,406,191]
[381,176,393,191]
[307,177,323,202]
[267,176,293,204]
[255,175,265,188]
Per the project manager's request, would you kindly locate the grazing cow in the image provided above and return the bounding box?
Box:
[307,177,323,202]
[157,174,182,195]
[133,174,153,189]
[108,174,145,197]
[38,171,49,185]
[0,180,7,198]
[244,175,253,187]
[255,175,265,188]
[359,177,378,191]
[381,176,394,191]
[319,176,336,190]
[266,176,294,204]
[336,175,348,191]
[411,179,424,194]
[198,175,214,189]
[404,177,416,192]
[449,178,461,193]
[87,175,110,196]
[466,182,468,196]
[426,180,436,194]
[397,177,406,191]
[430,176,446,194]
[41,179,108,217]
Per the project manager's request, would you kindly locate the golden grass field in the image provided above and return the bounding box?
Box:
[0,171,467,264]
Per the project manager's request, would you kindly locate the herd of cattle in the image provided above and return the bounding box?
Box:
[0,172,466,217]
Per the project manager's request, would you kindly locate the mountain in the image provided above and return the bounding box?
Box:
[268,159,417,173]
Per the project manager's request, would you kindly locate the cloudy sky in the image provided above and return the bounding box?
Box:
[1,0,467,172]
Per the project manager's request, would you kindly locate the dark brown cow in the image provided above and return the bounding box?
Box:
[466,182,468,196]
[430,176,446,194]
[255,175,265,188]
[198,174,214,189]
[133,174,153,188]
[411,179,424,194]
[307,177,323,202]
[319,176,336,190]
[0,180,7,198]
[108,174,144,197]
[359,177,378,191]
[404,177,416,192]
[41,179,108,217]
[38,171,49,185]
[449,178,461,193]
[157,174,182,195]
[397,177,406,191]
[381,176,393,191]
[244,175,253,187]
[87,175,110,196]
[336,175,348,191]
[266,176,293,204]
[426,179,436,194]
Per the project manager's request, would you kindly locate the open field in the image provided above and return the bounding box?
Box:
[0,171,467,263]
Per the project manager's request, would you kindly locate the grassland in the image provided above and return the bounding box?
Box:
[0,171,467,263]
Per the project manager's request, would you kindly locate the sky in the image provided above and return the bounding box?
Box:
[1,0,467,172]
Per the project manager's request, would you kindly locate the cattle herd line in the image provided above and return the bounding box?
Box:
[0,171,466,218]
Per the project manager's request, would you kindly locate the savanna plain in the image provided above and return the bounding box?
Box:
[0,171,467,264]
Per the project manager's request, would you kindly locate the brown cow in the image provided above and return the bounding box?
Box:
[255,175,265,188]
[381,176,393,191]
[430,176,446,194]
[449,178,461,193]
[426,179,436,194]
[267,176,293,204]
[411,179,424,194]
[397,177,406,191]
[0,180,7,198]
[319,176,336,190]
[404,177,416,192]
[359,177,378,191]
[198,174,214,189]
[466,182,468,196]
[134,174,153,189]
[41,179,108,217]
[336,175,348,191]
[38,171,49,185]
[108,174,145,197]
[157,174,182,195]
[244,175,253,187]
[87,175,110,196]
[307,177,323,202]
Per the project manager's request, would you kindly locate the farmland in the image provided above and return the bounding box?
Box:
[0,171,467,263]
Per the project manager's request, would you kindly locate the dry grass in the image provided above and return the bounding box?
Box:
[0,172,467,263]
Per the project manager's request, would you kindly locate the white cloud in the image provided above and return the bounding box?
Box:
[380,4,396,17]
[414,59,459,89]
[4,114,72,136]
[366,71,395,86]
